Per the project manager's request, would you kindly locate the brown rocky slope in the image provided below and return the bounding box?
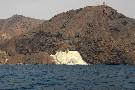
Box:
[0,15,44,44]
[1,5,135,64]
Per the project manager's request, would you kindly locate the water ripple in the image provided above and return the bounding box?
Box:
[0,65,135,90]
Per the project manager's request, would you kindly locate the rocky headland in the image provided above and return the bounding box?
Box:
[0,5,135,65]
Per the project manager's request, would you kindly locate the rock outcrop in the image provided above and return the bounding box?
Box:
[0,51,55,64]
[0,50,9,64]
[50,50,87,65]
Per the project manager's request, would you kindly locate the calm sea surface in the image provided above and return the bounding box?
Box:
[0,65,135,90]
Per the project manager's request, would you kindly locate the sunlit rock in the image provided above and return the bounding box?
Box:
[50,50,88,65]
[0,50,9,64]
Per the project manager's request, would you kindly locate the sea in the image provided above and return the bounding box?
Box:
[0,65,135,90]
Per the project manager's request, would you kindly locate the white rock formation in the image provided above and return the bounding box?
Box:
[0,50,9,64]
[50,50,87,65]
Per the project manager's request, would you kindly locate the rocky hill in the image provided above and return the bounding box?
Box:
[1,5,135,64]
[0,15,44,44]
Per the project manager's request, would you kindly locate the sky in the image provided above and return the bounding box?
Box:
[0,0,134,20]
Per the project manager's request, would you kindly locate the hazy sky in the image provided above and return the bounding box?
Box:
[0,0,134,20]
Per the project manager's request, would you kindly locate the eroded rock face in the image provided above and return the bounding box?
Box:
[0,50,55,64]
[0,50,9,64]
[50,51,87,65]
[9,52,55,64]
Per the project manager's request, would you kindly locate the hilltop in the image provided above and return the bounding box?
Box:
[0,14,43,43]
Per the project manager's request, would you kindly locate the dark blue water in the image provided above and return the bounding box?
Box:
[0,65,135,90]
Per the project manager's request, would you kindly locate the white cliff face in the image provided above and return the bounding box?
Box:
[50,51,87,65]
